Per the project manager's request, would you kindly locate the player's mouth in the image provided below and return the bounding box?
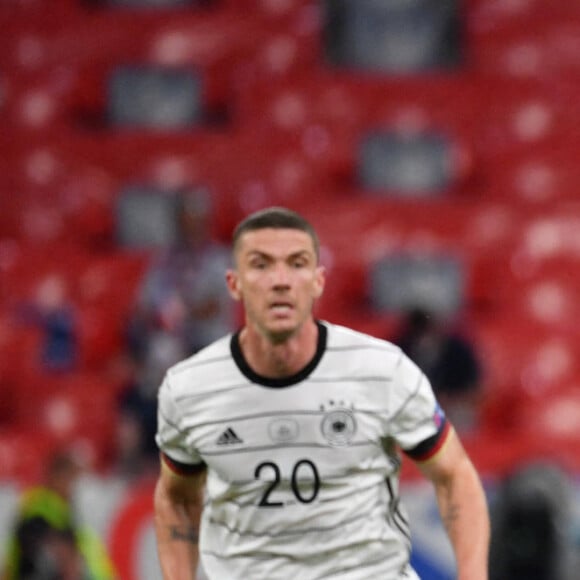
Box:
[269,302,294,314]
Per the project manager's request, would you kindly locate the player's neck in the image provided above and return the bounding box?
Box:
[239,319,319,379]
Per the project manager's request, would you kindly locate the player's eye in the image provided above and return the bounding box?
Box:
[291,257,308,268]
[250,258,268,269]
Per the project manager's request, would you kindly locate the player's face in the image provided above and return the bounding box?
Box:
[227,228,325,342]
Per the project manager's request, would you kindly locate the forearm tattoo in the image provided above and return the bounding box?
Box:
[443,501,461,531]
[169,525,199,544]
[440,482,461,534]
[441,488,461,532]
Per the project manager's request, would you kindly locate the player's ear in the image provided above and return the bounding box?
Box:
[312,265,325,299]
[226,269,242,301]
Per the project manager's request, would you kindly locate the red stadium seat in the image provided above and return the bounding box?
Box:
[0,427,57,486]
[0,243,92,307]
[76,251,150,368]
[12,372,120,472]
[237,72,478,153]
[520,389,580,471]
[466,0,580,35]
[468,20,580,80]
[483,140,580,204]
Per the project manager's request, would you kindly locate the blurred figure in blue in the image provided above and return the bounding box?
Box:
[127,190,234,366]
[19,276,79,373]
[117,190,235,477]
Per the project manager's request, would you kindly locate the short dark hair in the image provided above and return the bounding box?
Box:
[232,207,320,260]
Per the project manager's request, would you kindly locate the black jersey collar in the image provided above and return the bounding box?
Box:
[230,321,327,388]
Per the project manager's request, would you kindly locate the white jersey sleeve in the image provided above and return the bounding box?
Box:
[156,375,204,467]
[389,352,450,461]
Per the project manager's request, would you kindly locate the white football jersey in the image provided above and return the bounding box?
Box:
[156,321,449,580]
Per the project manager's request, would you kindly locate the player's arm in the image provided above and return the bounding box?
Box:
[154,454,207,580]
[416,427,490,580]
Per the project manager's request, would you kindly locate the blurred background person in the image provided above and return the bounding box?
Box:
[16,276,79,374]
[392,306,483,433]
[489,462,577,580]
[2,450,116,580]
[126,189,234,366]
[116,189,236,478]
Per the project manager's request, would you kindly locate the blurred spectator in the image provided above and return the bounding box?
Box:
[489,462,576,580]
[392,306,483,432]
[18,276,79,373]
[2,450,116,580]
[117,189,235,477]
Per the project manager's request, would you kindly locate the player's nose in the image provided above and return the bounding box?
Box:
[270,262,291,288]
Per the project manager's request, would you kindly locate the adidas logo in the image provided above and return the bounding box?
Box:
[216,427,244,445]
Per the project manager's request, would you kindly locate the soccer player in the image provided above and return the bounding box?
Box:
[154,207,490,579]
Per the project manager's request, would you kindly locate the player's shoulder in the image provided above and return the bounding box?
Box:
[322,320,401,355]
[165,334,233,388]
